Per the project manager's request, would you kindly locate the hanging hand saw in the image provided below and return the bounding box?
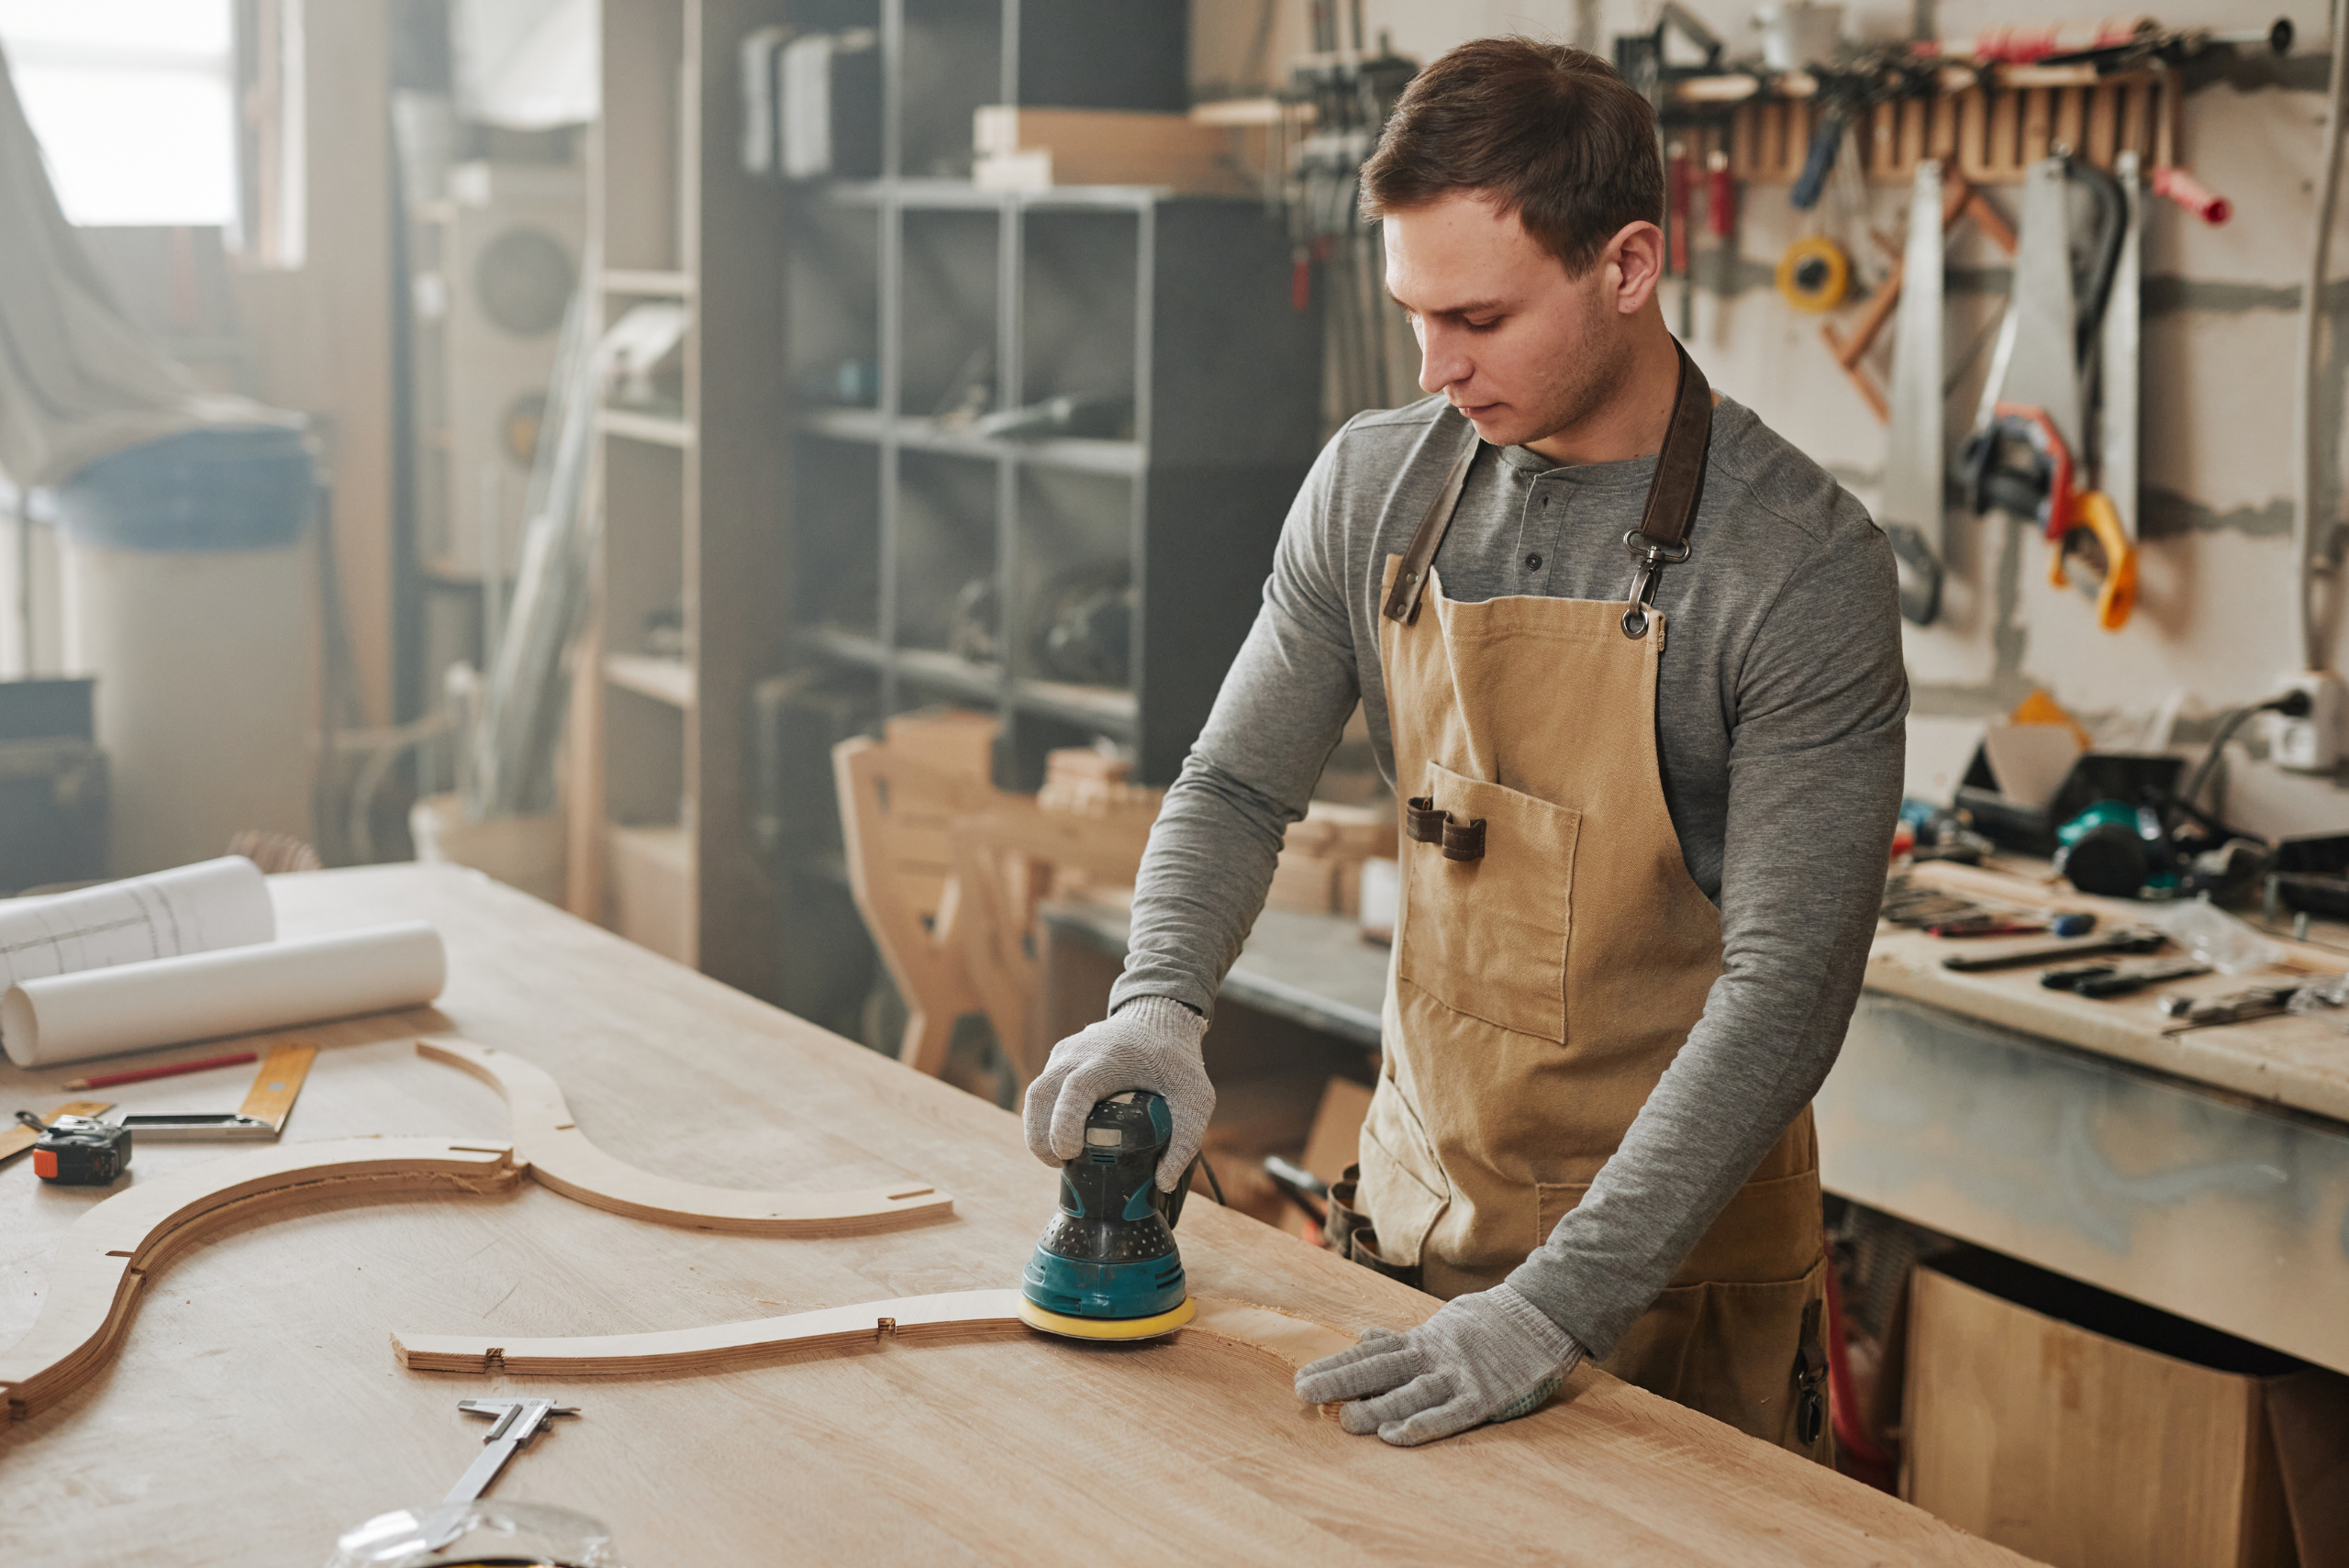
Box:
[1881,159,1946,625]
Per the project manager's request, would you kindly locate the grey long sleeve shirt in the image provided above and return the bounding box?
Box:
[1107,390,1908,1358]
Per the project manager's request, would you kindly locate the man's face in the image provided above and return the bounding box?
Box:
[1384,191,1632,451]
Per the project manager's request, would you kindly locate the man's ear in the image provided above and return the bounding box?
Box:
[1603,220,1665,317]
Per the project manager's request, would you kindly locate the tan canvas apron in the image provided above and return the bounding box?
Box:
[1337,347,1831,1458]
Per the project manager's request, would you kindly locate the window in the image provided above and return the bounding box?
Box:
[0,1,239,228]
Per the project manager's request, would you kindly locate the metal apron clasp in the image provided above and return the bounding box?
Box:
[1620,528,1691,639]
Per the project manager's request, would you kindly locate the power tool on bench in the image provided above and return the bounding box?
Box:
[1018,1089,1198,1341]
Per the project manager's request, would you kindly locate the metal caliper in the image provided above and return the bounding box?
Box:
[445,1397,580,1506]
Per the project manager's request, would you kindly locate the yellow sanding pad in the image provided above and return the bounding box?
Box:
[1018,1294,1197,1341]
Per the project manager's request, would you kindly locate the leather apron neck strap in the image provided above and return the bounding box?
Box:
[1380,340,1715,639]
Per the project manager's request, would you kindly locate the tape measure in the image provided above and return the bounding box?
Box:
[1776,236,1851,314]
[13,1108,130,1184]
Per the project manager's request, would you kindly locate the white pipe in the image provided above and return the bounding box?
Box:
[2295,2,2349,673]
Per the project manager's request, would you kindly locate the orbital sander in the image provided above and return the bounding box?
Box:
[1018,1089,1197,1340]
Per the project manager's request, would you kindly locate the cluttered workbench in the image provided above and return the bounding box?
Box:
[1042,845,2349,1387]
[1826,858,2349,1375]
[0,863,2025,1564]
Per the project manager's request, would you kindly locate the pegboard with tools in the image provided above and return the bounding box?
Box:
[1651,17,2292,225]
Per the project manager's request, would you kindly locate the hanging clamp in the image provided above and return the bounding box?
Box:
[1620,529,1690,639]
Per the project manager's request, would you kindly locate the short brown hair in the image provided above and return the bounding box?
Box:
[1361,39,1663,276]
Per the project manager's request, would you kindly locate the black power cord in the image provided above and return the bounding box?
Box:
[2178,688,2313,814]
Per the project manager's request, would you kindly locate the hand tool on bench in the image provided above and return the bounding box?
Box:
[1941,929,2165,973]
[113,1042,316,1141]
[11,1108,129,1183]
[329,1399,585,1562]
[0,1099,111,1166]
[1929,912,2097,939]
[2047,958,2211,997]
[1018,1089,1199,1340]
[2160,984,2309,1034]
[63,1050,257,1091]
[445,1398,581,1508]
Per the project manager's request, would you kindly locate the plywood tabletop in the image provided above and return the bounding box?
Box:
[1,863,2027,1565]
[1869,862,2349,1126]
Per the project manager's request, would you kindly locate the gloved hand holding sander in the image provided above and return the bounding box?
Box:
[1021,996,1213,1192]
[1017,998,1214,1340]
[1019,995,1584,1443]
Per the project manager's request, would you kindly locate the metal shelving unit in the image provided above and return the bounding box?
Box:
[576,0,1317,1035]
[778,0,1320,795]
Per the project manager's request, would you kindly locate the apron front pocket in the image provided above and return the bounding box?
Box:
[1395,760,1580,1044]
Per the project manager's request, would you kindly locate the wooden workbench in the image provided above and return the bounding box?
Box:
[1823,860,2349,1376]
[0,864,2021,1564]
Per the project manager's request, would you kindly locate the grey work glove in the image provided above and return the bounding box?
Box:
[1294,1284,1585,1447]
[1020,996,1213,1193]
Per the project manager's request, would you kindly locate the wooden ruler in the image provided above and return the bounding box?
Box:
[239,1045,317,1134]
[0,1102,114,1166]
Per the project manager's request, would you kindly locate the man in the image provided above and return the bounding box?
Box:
[1021,39,1905,1454]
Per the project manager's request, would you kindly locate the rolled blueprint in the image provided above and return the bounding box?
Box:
[1,922,446,1068]
[0,855,273,990]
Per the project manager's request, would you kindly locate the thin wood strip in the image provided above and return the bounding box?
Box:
[1964,190,2019,256]
[417,1037,954,1234]
[392,1290,1359,1392]
[0,1138,518,1418]
[1821,326,1891,422]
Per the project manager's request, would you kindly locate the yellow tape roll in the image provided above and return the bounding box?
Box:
[1776,236,1850,314]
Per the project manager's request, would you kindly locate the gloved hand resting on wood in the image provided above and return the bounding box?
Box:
[1020,996,1212,1193]
[1294,1284,1585,1447]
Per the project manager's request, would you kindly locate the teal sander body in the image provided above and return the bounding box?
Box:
[1019,1089,1197,1340]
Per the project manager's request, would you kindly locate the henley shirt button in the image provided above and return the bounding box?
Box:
[1525,552,1543,571]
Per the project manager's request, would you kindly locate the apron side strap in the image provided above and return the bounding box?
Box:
[1383,417,1483,625]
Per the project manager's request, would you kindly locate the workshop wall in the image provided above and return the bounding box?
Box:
[230,0,399,728]
[1196,0,2349,836]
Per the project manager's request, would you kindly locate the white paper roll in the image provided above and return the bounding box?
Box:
[0,922,446,1068]
[0,855,273,990]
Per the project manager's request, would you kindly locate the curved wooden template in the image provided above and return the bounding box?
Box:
[417,1038,954,1236]
[1,1137,518,1420]
[393,1289,1356,1397]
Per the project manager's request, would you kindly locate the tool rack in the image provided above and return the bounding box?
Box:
[1671,64,2188,189]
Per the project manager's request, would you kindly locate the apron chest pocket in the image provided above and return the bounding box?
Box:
[1396,760,1581,1044]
